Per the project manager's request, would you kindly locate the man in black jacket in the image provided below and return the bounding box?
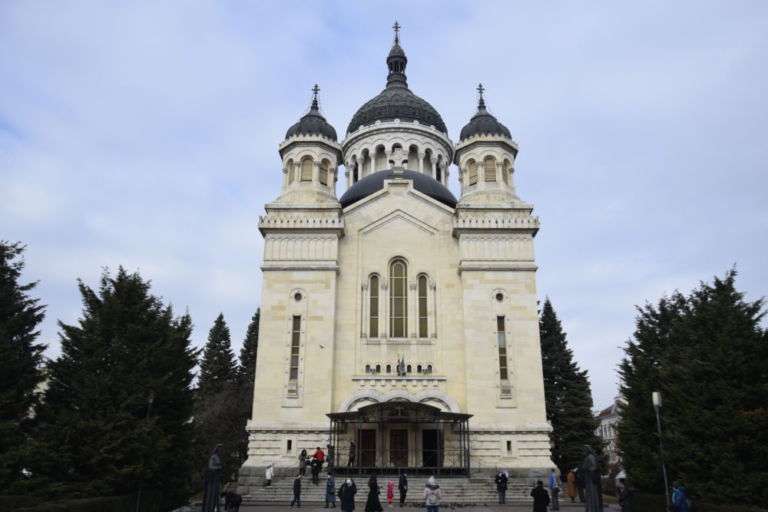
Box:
[495,472,508,504]
[530,480,550,512]
[291,474,302,508]
[398,472,408,507]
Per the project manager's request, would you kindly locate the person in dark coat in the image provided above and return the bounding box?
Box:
[347,441,356,468]
[530,480,550,512]
[365,474,383,512]
[574,466,586,503]
[221,491,242,512]
[202,444,223,512]
[311,456,321,485]
[339,477,358,512]
[299,449,308,476]
[495,471,508,504]
[326,472,337,508]
[398,471,408,507]
[290,474,302,508]
[580,445,602,512]
[618,478,633,512]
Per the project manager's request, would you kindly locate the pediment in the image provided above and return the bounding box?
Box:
[359,208,438,236]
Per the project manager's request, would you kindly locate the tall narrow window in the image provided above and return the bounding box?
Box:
[319,160,329,185]
[289,316,301,380]
[468,161,478,185]
[497,316,508,381]
[390,259,408,337]
[418,275,428,338]
[436,166,442,183]
[369,275,379,337]
[301,157,313,181]
[484,157,496,182]
[287,159,295,183]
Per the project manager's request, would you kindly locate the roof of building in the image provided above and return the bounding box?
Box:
[459,86,511,141]
[346,36,447,135]
[285,86,338,141]
[339,169,457,209]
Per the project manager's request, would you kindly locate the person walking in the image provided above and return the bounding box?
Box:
[264,463,274,487]
[671,480,691,512]
[365,474,383,512]
[386,480,395,507]
[548,468,560,510]
[618,478,633,512]
[423,476,443,512]
[566,469,577,503]
[495,471,508,504]
[315,446,326,469]
[311,456,321,485]
[339,477,358,512]
[290,474,302,508]
[398,472,408,507]
[299,449,308,476]
[325,472,337,508]
[530,481,550,512]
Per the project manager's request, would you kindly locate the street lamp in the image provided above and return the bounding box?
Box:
[652,391,670,511]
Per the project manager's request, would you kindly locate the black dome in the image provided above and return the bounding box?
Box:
[459,95,511,141]
[286,92,337,141]
[339,169,457,209]
[346,39,447,135]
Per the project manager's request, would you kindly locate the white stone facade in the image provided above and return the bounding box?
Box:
[241,35,552,480]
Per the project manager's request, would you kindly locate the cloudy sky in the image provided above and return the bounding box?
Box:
[2,1,766,408]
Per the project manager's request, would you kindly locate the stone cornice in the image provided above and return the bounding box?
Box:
[261,262,340,272]
[342,119,454,158]
[452,215,540,237]
[458,261,538,273]
[279,134,343,160]
[454,133,519,161]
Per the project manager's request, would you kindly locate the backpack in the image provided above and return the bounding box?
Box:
[426,488,440,506]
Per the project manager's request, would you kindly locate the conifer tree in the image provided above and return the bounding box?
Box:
[539,298,603,475]
[618,270,768,506]
[25,268,196,507]
[238,308,260,385]
[0,242,46,490]
[198,313,236,397]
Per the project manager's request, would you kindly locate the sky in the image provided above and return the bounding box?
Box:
[2,1,767,409]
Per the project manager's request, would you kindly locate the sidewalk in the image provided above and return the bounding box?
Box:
[188,502,620,512]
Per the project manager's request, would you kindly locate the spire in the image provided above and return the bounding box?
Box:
[311,84,320,111]
[386,21,408,88]
[477,83,486,110]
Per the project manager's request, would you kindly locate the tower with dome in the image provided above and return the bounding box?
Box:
[239,24,552,487]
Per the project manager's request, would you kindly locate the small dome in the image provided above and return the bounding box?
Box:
[339,169,457,209]
[459,86,511,141]
[285,86,338,141]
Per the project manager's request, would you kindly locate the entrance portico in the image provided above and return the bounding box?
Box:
[327,401,472,475]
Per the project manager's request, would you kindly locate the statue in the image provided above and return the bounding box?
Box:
[580,445,602,512]
[202,444,223,512]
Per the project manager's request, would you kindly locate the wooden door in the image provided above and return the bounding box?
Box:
[359,429,376,467]
[390,429,408,467]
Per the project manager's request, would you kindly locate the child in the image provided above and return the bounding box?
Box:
[387,480,395,507]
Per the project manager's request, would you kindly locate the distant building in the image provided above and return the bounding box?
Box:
[595,396,625,467]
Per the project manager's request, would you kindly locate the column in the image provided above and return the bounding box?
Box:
[418,151,425,174]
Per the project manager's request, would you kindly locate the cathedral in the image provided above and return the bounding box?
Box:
[240,25,552,484]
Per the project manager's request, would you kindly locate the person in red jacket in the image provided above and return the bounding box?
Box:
[315,446,326,465]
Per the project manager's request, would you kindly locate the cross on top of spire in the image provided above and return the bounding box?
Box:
[477,83,486,109]
[311,83,320,110]
[392,21,401,43]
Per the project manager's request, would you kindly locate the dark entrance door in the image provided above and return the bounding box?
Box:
[422,429,442,468]
[390,429,408,467]
[359,429,376,467]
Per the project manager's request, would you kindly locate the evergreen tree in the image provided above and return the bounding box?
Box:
[24,268,197,507]
[618,270,768,506]
[198,313,236,397]
[539,298,603,475]
[0,242,46,490]
[238,308,260,385]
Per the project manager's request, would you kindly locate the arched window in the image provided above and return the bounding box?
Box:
[353,164,359,183]
[365,364,371,373]
[418,275,428,338]
[406,364,412,373]
[319,159,330,186]
[484,156,496,182]
[286,159,294,184]
[502,159,511,184]
[468,160,478,185]
[389,259,408,338]
[426,364,433,374]
[375,364,381,373]
[301,157,313,181]
[417,365,422,373]
[369,275,379,337]
[386,364,392,374]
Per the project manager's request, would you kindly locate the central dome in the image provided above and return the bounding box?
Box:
[346,35,447,135]
[339,169,457,208]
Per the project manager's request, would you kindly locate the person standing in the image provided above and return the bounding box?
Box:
[339,477,358,512]
[495,471,508,504]
[327,444,336,473]
[566,469,577,503]
[580,445,602,512]
[618,478,633,512]
[398,471,408,507]
[574,467,586,503]
[386,480,395,507]
[530,481,550,512]
[315,446,326,469]
[423,476,443,512]
[326,472,337,508]
[311,456,321,485]
[202,444,223,512]
[299,449,308,476]
[347,441,356,468]
[365,474,383,512]
[264,463,274,486]
[671,480,691,512]
[290,474,302,508]
[548,468,560,510]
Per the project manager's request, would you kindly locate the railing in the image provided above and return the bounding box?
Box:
[328,448,468,476]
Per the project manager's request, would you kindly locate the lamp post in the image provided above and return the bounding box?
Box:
[652,391,670,511]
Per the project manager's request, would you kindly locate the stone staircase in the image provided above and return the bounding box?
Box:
[239,476,537,504]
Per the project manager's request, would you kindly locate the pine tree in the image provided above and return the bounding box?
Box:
[238,308,260,385]
[24,268,197,507]
[0,242,46,490]
[539,298,603,475]
[198,313,236,398]
[618,270,768,506]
